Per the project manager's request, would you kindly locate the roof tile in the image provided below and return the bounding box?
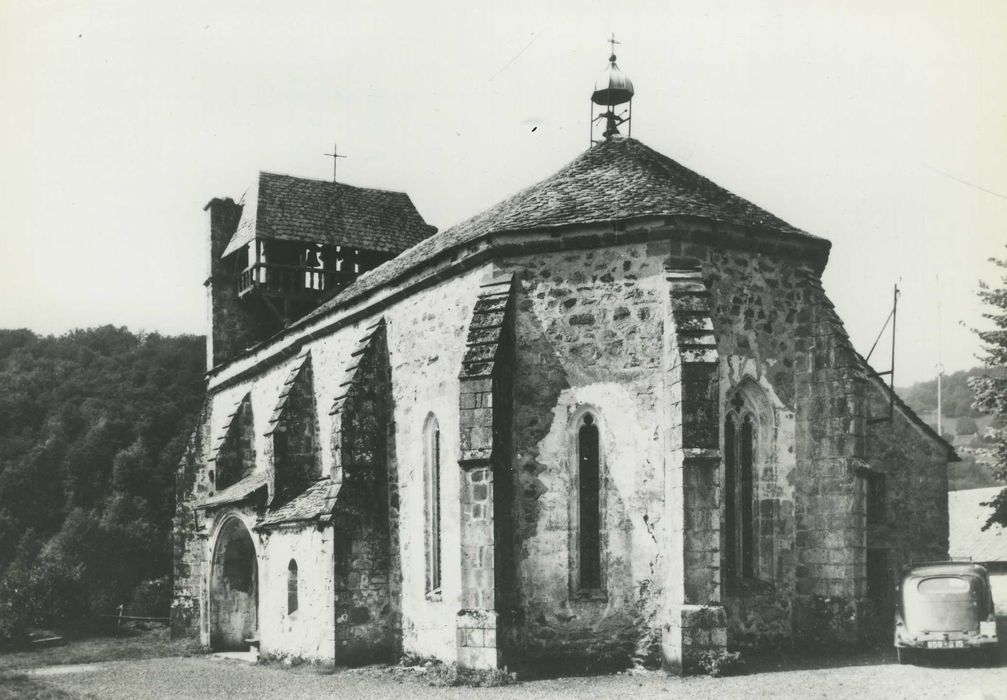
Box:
[300,137,819,326]
[223,173,436,257]
[259,478,337,527]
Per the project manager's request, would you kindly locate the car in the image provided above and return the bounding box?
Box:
[894,561,999,665]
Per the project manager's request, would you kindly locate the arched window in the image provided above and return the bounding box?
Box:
[287,559,299,614]
[424,415,442,596]
[577,412,602,591]
[724,389,761,583]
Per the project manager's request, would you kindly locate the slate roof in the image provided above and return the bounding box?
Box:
[221,172,436,258]
[264,350,311,437]
[196,471,269,510]
[299,137,820,326]
[258,478,338,528]
[949,487,1007,563]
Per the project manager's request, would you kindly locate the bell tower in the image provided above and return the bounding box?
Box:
[590,34,635,145]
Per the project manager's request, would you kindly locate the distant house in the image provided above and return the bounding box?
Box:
[949,487,1007,573]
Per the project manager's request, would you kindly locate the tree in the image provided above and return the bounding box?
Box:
[970,247,1007,529]
[0,327,205,642]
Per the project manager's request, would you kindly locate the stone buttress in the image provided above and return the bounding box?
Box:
[456,273,517,669]
[662,262,727,673]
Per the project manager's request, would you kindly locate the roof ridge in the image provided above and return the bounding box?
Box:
[258,170,411,197]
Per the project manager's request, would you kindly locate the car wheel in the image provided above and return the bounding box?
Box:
[897,648,913,665]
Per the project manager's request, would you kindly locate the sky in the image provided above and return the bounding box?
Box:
[1,0,1004,385]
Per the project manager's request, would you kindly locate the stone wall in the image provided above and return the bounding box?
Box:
[176,213,951,668]
[257,524,336,661]
[171,401,211,638]
[858,377,950,639]
[500,242,669,670]
[270,356,321,499]
[215,395,256,490]
[494,231,825,664]
[331,320,401,665]
[205,198,275,369]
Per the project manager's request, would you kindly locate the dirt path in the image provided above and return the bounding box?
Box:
[10,654,1007,700]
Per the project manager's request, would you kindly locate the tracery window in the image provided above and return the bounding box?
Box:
[424,414,442,596]
[287,559,299,614]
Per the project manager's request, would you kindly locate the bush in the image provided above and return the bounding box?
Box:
[128,577,170,617]
[696,649,744,677]
[390,657,518,687]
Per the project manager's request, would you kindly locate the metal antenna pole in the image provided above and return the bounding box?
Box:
[888,284,899,420]
[937,363,944,435]
[867,283,901,425]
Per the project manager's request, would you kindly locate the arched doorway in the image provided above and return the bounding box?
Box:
[209,517,258,651]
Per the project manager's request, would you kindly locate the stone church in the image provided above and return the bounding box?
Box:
[171,52,956,673]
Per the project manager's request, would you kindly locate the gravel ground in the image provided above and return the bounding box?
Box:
[11,652,1007,700]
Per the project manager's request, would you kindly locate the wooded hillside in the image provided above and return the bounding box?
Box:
[898,367,1006,491]
[0,327,205,643]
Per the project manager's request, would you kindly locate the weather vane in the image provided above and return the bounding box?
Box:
[608,32,620,59]
[323,142,348,182]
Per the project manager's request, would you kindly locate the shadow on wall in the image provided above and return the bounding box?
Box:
[512,287,570,545]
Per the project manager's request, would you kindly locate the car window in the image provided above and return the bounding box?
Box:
[918,577,971,595]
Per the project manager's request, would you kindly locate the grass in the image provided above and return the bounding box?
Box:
[0,625,205,699]
[0,625,204,674]
[0,673,85,700]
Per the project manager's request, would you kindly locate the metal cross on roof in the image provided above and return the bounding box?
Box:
[608,32,620,60]
[323,142,348,182]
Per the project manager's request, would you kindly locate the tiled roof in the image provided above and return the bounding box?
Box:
[330,318,385,416]
[949,487,1007,563]
[208,393,250,465]
[299,137,819,326]
[196,471,269,510]
[222,172,436,257]
[258,478,338,528]
[440,137,812,241]
[264,350,311,437]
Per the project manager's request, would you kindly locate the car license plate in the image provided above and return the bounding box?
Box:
[926,640,964,649]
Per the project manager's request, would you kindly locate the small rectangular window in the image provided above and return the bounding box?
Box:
[287,559,299,614]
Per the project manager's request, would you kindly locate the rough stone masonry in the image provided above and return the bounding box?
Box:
[172,137,956,674]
